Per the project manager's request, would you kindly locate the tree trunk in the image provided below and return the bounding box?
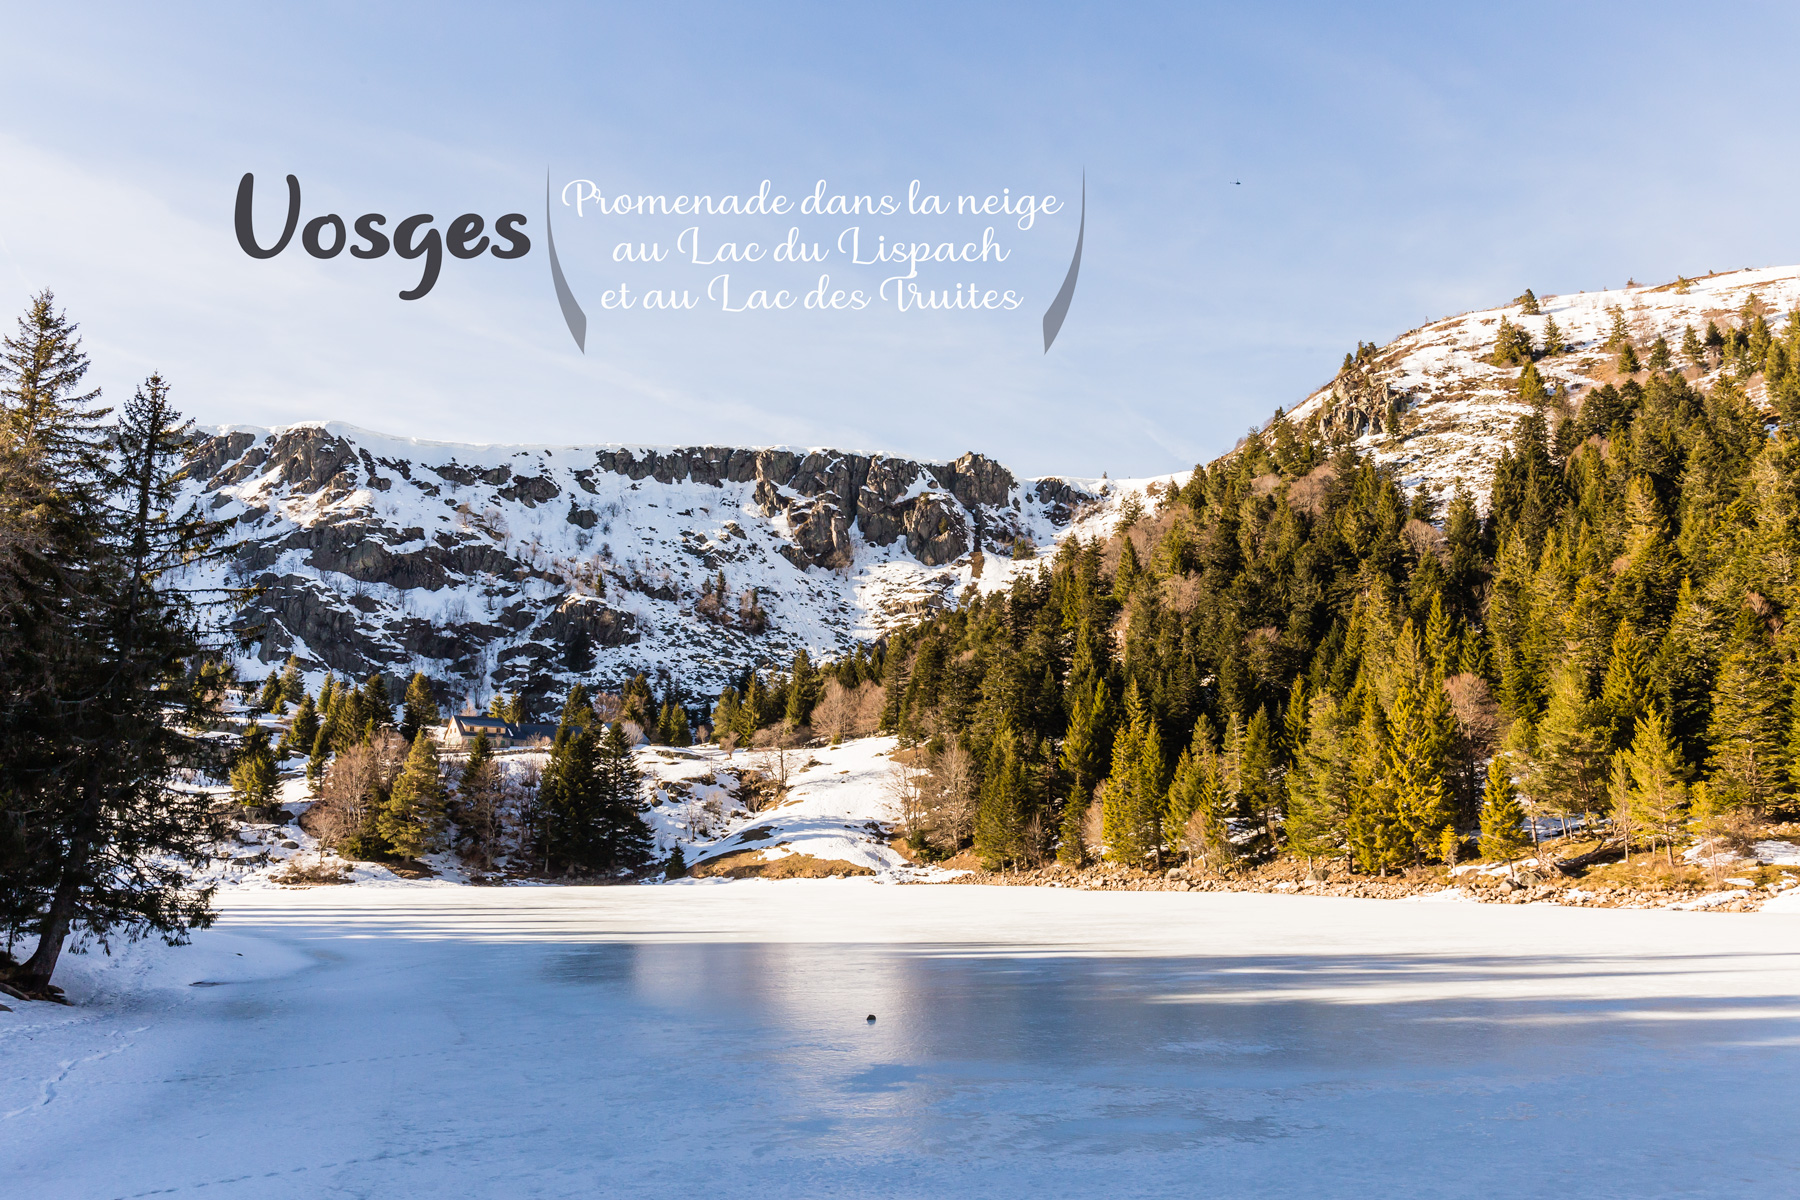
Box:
[18,859,83,991]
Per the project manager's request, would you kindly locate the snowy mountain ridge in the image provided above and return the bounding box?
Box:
[181,421,1147,706]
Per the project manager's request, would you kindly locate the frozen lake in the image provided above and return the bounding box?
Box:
[5,883,1799,1198]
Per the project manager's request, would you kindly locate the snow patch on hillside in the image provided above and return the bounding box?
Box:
[1291,265,1800,508]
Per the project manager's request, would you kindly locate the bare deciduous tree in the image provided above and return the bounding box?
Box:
[811,680,855,742]
[885,761,930,844]
[751,724,799,784]
[852,682,886,736]
[309,731,407,848]
[922,739,979,853]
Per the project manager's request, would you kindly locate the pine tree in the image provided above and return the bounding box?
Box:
[277,655,302,707]
[785,648,816,727]
[664,844,688,879]
[1703,611,1786,816]
[1611,478,1682,632]
[320,682,350,751]
[231,726,280,807]
[1604,305,1631,351]
[1516,288,1541,316]
[540,723,602,872]
[1241,706,1280,845]
[1682,323,1706,371]
[1385,665,1456,860]
[559,683,594,733]
[1286,692,1353,864]
[974,725,1034,869]
[1112,537,1141,602]
[1059,676,1111,800]
[1517,361,1549,405]
[1617,341,1641,375]
[307,725,330,791]
[1624,704,1688,865]
[1165,718,1232,871]
[462,729,493,787]
[1647,334,1673,373]
[1346,692,1409,874]
[359,672,391,731]
[1529,660,1610,827]
[1478,755,1529,862]
[594,721,653,870]
[1491,317,1535,367]
[3,332,231,989]
[1100,683,1165,865]
[287,691,321,759]
[377,733,447,860]
[399,671,439,744]
[1657,577,1722,762]
[1541,316,1566,357]
[1599,621,1652,751]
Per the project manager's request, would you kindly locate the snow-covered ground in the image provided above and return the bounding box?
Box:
[637,735,930,876]
[5,884,1798,1198]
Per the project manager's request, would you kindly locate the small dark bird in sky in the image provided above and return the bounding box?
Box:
[1234,181,1241,185]
[866,1014,877,1024]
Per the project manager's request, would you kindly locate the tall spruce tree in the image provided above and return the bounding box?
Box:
[399,671,439,744]
[378,733,447,860]
[1384,659,1456,860]
[1682,323,1706,371]
[1100,683,1166,865]
[286,691,321,758]
[539,723,602,872]
[1702,610,1786,815]
[1165,718,1231,871]
[1529,660,1611,827]
[1478,756,1529,863]
[3,339,228,990]
[593,721,653,870]
[974,724,1033,869]
[230,727,280,807]
[1600,621,1653,752]
[1287,691,1354,865]
[1624,705,1688,865]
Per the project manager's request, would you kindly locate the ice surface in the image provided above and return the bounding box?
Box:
[5,885,1799,1197]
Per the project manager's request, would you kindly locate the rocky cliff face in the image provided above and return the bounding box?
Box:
[181,423,1101,709]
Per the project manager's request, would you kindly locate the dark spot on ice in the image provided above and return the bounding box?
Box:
[189,981,228,987]
[866,1014,876,1023]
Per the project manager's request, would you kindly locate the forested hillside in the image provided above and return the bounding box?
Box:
[864,291,1800,873]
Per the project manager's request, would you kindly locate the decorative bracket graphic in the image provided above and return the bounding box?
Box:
[547,171,587,352]
[1041,172,1084,353]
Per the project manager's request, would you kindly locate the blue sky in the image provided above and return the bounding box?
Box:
[2,1,1797,476]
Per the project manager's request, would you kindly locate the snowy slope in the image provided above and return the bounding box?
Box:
[178,424,1120,708]
[193,736,946,887]
[639,736,928,878]
[1289,265,1800,508]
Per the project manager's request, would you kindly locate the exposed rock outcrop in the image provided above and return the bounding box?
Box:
[178,423,1095,707]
